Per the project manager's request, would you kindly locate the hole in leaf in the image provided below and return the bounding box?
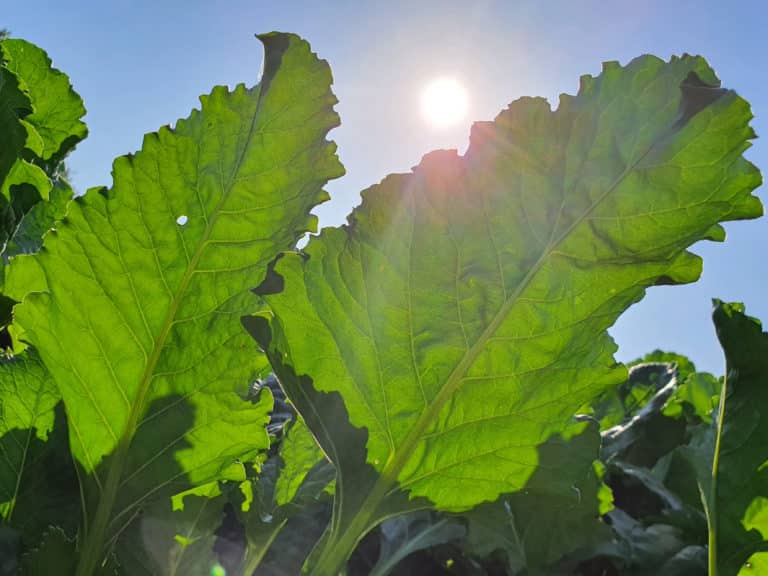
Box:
[176,215,188,226]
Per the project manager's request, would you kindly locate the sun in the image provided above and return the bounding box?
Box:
[420,77,468,128]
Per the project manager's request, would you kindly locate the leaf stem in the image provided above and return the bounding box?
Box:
[709,363,729,576]
[75,436,132,576]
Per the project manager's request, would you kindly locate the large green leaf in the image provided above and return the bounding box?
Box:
[250,54,762,573]
[4,33,343,574]
[679,301,768,575]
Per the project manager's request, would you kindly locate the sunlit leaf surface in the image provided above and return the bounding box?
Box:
[252,54,762,572]
[4,32,344,573]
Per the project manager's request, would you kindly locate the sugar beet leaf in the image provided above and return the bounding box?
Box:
[251,54,763,573]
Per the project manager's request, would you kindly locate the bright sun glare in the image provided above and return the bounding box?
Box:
[420,77,468,128]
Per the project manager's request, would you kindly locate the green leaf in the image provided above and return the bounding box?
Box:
[4,32,343,575]
[463,422,612,574]
[0,524,20,576]
[740,552,768,574]
[657,546,708,576]
[590,510,705,575]
[233,417,334,574]
[0,39,87,165]
[0,53,33,189]
[116,482,227,576]
[251,54,762,573]
[0,52,51,270]
[680,301,768,575]
[273,417,333,508]
[630,350,697,381]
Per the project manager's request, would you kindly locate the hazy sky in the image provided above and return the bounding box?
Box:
[5,0,767,374]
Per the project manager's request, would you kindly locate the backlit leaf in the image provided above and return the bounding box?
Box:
[251,54,762,572]
[4,32,343,574]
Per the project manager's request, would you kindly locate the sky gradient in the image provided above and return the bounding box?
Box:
[5,0,767,374]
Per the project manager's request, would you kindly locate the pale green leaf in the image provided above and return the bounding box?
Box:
[3,32,343,573]
[251,54,762,572]
[274,416,330,507]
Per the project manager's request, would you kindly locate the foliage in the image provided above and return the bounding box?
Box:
[0,31,765,576]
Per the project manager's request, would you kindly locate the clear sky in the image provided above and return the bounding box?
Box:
[4,0,767,375]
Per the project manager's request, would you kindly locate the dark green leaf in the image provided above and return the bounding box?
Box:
[590,361,680,430]
[19,527,78,575]
[678,301,768,575]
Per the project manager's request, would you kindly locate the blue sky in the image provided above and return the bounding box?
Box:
[5,0,767,374]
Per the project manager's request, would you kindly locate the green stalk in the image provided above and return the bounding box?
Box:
[708,364,729,576]
[75,436,132,576]
[310,511,377,576]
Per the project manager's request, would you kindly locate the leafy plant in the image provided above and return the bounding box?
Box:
[0,30,765,576]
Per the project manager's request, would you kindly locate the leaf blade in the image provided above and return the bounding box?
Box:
[253,54,762,571]
[3,32,343,572]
